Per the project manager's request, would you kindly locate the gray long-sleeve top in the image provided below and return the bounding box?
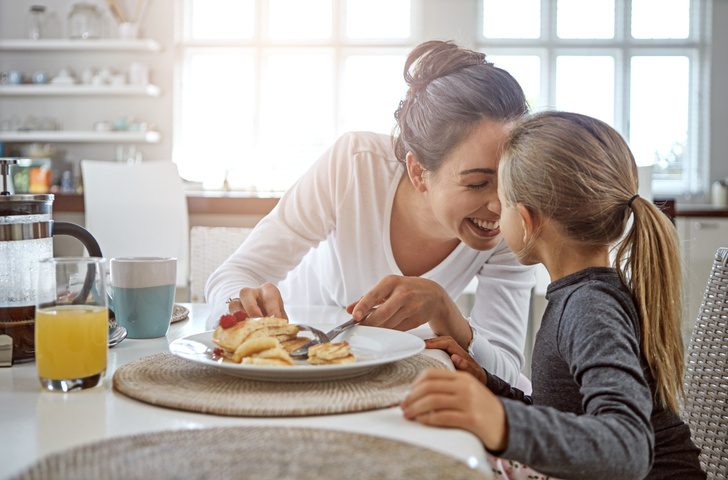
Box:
[488,267,703,480]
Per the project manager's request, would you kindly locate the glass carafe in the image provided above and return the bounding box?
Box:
[0,159,102,366]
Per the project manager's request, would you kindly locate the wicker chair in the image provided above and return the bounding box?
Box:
[682,247,728,479]
[188,226,253,303]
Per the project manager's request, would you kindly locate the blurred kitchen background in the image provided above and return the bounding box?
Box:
[1,0,726,199]
[2,1,728,353]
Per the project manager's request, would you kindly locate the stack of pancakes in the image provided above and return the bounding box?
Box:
[212,316,302,365]
[212,316,357,366]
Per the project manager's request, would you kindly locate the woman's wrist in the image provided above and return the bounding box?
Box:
[430,303,473,348]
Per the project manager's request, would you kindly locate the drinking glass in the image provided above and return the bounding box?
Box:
[35,257,108,392]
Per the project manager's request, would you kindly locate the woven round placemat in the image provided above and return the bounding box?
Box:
[10,426,490,480]
[113,352,446,416]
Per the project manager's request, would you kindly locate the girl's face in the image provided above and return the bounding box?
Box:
[420,119,510,251]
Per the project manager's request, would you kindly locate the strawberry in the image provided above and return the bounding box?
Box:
[232,310,248,321]
[219,314,238,329]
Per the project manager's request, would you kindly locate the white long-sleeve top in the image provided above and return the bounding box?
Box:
[205,132,535,384]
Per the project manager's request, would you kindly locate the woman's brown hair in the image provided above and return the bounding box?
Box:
[499,111,685,411]
[392,40,528,172]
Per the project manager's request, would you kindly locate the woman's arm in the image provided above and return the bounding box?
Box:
[204,134,357,323]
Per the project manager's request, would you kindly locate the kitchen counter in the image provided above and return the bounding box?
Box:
[51,193,728,218]
[53,192,280,216]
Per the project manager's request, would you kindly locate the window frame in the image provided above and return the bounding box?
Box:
[476,0,710,196]
[174,0,412,191]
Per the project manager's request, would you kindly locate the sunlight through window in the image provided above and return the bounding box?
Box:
[630,56,689,177]
[632,0,690,39]
[557,0,614,39]
[346,0,410,39]
[269,0,332,39]
[483,0,540,38]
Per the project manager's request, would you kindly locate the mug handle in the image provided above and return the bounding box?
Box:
[52,221,103,257]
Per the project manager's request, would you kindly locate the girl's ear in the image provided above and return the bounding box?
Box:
[516,203,538,244]
[406,152,427,193]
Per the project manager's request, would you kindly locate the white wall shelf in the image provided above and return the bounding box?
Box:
[0,131,160,143]
[0,84,161,97]
[0,39,161,52]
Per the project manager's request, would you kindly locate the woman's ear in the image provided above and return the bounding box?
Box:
[516,204,538,244]
[406,152,427,193]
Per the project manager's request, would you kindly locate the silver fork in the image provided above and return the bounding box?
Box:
[293,324,330,344]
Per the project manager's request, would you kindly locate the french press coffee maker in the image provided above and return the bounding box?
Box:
[0,158,103,366]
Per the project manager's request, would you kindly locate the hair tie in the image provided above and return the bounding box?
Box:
[627,194,640,208]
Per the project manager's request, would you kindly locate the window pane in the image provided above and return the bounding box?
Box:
[557,0,614,39]
[341,55,406,134]
[269,0,332,40]
[347,0,410,39]
[258,52,334,190]
[555,56,614,125]
[632,0,690,39]
[177,52,255,188]
[189,0,255,40]
[630,56,689,180]
[483,0,540,39]
[487,55,541,111]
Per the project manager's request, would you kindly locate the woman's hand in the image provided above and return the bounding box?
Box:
[425,336,488,385]
[346,275,472,346]
[227,282,287,319]
[401,369,508,453]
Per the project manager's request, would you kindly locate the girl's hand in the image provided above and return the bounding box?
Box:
[425,336,488,385]
[346,275,472,346]
[227,283,288,319]
[401,369,508,452]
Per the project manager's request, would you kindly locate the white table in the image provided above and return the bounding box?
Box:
[0,304,491,479]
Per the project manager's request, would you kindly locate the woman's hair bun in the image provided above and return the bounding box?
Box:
[404,40,491,97]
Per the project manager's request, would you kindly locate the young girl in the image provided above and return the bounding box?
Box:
[402,111,705,479]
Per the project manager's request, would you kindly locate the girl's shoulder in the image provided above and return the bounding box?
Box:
[555,270,641,344]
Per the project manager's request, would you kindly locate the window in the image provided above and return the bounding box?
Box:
[481,0,708,195]
[176,0,409,192]
[175,0,709,196]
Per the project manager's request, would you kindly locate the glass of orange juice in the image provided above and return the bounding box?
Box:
[35,257,108,392]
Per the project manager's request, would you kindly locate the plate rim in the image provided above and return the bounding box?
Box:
[168,325,424,381]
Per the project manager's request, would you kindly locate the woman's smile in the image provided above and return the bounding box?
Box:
[466,216,501,239]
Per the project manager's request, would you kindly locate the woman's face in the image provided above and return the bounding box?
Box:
[420,119,510,251]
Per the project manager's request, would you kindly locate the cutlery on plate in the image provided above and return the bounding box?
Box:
[292,324,330,344]
[290,309,374,359]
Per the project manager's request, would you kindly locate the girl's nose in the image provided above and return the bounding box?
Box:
[490,192,502,215]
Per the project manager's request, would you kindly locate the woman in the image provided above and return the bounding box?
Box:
[205,40,535,384]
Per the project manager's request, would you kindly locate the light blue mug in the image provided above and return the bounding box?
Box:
[109,257,176,338]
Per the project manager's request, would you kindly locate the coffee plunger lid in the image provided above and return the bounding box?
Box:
[0,158,53,216]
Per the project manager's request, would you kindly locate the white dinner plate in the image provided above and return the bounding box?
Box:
[169,325,425,382]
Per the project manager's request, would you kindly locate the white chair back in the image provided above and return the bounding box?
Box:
[682,247,728,479]
[81,160,189,289]
[189,226,253,302]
